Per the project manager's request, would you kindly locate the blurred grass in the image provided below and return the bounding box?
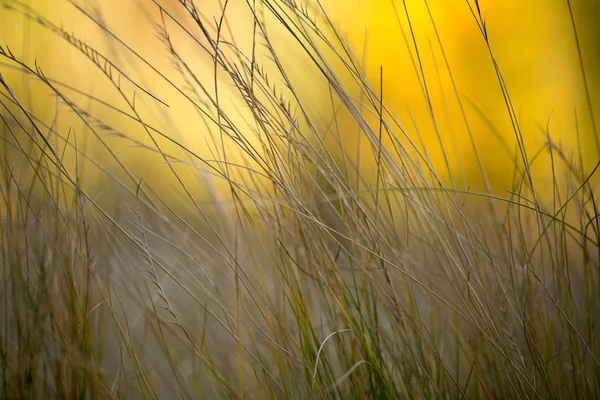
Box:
[1,0,599,398]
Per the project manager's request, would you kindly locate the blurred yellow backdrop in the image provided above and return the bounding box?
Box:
[1,0,297,207]
[1,0,598,208]
[319,0,598,196]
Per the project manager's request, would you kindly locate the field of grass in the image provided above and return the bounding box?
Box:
[1,0,599,398]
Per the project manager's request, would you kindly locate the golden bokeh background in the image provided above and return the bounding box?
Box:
[320,0,599,195]
[1,0,598,207]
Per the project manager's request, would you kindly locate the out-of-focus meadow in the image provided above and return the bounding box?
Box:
[1,0,599,398]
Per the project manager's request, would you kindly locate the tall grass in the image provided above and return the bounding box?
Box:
[1,0,599,398]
